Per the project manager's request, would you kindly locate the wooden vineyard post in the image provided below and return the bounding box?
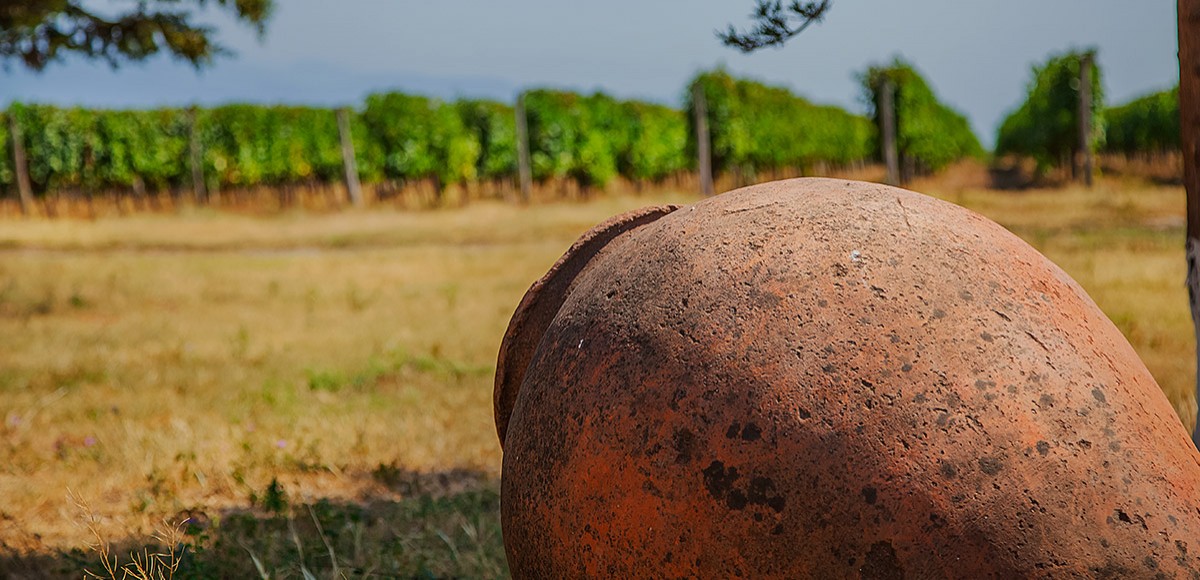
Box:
[337,108,364,207]
[1179,0,1200,448]
[8,114,34,216]
[881,78,900,186]
[1078,52,1095,188]
[515,93,533,204]
[187,107,207,204]
[693,83,715,197]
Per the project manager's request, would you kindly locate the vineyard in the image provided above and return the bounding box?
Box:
[997,50,1105,173]
[0,64,990,210]
[0,56,1187,213]
[861,59,984,180]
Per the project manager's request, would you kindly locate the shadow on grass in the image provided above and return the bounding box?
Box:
[0,468,509,579]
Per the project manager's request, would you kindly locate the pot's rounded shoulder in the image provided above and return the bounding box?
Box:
[494,204,681,446]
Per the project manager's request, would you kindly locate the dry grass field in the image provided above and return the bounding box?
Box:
[0,170,1192,577]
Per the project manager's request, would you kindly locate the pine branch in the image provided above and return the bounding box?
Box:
[719,0,832,53]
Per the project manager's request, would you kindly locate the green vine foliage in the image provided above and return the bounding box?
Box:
[996,50,1105,172]
[198,105,343,188]
[0,111,12,187]
[9,103,98,191]
[361,93,480,187]
[686,69,874,176]
[1104,86,1179,156]
[861,59,983,174]
[523,90,607,188]
[521,90,690,188]
[456,100,518,180]
[621,101,689,182]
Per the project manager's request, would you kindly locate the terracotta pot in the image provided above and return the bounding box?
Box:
[495,178,1200,578]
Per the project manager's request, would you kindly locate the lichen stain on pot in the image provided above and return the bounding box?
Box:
[495,178,1200,578]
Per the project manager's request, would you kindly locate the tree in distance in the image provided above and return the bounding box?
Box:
[0,0,273,70]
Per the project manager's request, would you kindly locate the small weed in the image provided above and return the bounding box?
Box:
[69,290,90,309]
[250,478,289,515]
[305,369,343,393]
[230,326,251,360]
[73,491,186,580]
[345,282,377,312]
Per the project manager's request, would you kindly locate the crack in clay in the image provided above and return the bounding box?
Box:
[723,200,781,215]
[1025,330,1050,353]
[896,196,913,231]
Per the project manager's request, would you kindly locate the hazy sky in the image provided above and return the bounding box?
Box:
[1,1,1179,146]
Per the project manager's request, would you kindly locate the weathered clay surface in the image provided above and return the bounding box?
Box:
[496,178,1200,578]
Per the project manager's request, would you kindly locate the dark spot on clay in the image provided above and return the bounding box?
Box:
[1039,394,1055,407]
[978,456,1004,476]
[1091,562,1132,579]
[673,429,697,465]
[975,379,996,390]
[822,363,837,373]
[751,289,782,309]
[727,490,748,510]
[914,393,927,403]
[726,423,741,439]
[889,334,900,344]
[1116,510,1132,524]
[1079,440,1093,450]
[901,363,913,373]
[1144,556,1158,570]
[1036,441,1050,456]
[960,290,974,301]
[817,299,828,307]
[798,407,812,420]
[741,423,762,441]
[1109,441,1121,452]
[939,461,957,479]
[932,309,946,319]
[1092,388,1107,404]
[703,462,784,514]
[702,461,740,502]
[861,541,904,580]
[670,387,686,411]
[1100,539,1110,548]
[771,524,784,535]
[747,477,786,513]
[981,332,994,342]
[832,263,849,277]
[862,487,878,505]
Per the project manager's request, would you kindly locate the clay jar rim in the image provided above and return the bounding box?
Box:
[494,204,681,447]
